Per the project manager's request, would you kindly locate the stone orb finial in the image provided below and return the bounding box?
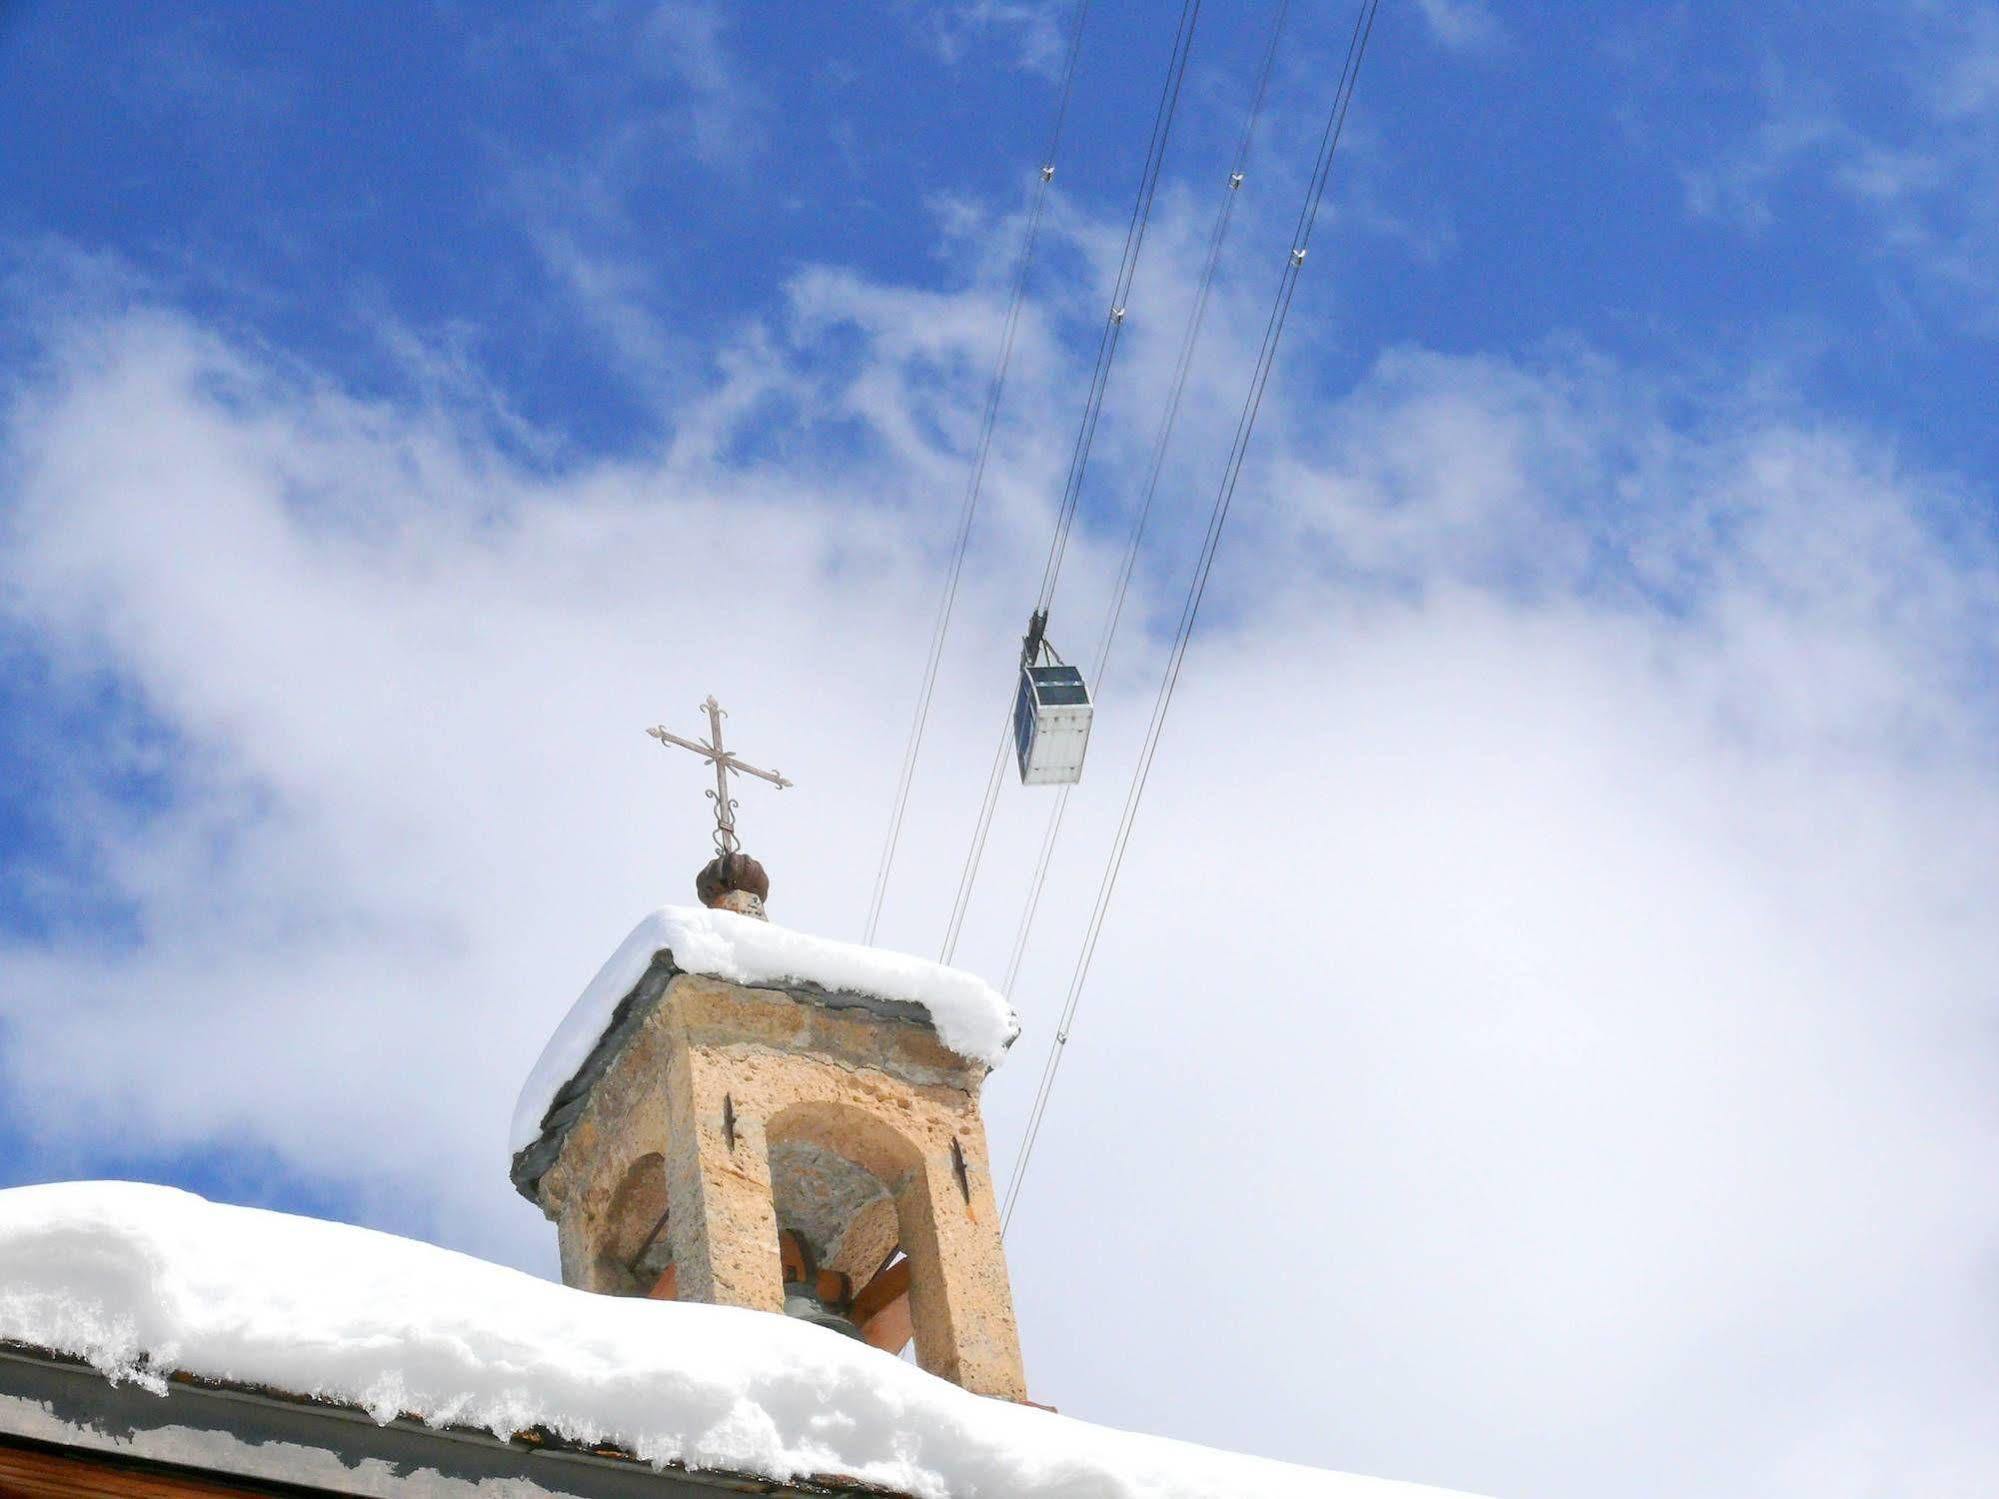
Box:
[697,852,770,920]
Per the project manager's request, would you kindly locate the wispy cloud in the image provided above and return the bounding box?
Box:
[1934,5,1999,117]
[114,21,297,126]
[1681,96,1842,231]
[456,1,775,402]
[909,1,1071,79]
[1677,4,1999,327]
[634,0,768,172]
[1411,0,1505,55]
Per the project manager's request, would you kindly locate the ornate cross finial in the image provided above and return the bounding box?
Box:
[647,695,793,858]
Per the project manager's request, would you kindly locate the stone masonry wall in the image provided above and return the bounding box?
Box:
[534,972,1026,1400]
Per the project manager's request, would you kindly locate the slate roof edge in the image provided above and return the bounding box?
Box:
[0,1341,909,1498]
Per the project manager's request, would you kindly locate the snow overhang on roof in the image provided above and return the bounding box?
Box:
[509,907,1021,1201]
[0,1183,1489,1499]
[0,1343,861,1499]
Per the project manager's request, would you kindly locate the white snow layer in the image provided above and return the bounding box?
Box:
[512,906,1020,1154]
[0,1185,1482,1499]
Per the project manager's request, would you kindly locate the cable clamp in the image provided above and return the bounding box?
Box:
[1290,247,1307,266]
[1110,306,1127,324]
[1041,163,1055,182]
[1229,171,1244,190]
[1020,607,1050,669]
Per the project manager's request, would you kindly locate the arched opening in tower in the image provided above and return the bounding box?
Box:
[766,1124,913,1355]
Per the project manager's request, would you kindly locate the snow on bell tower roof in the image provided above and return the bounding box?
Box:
[510,905,1020,1172]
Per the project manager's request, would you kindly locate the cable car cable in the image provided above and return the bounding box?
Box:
[861,0,1094,947]
[997,0,1293,1003]
[1001,0,1382,1234]
[938,0,1206,963]
[1030,0,1202,619]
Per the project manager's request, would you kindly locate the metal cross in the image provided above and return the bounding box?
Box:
[647,695,793,856]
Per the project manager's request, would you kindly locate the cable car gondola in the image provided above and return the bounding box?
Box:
[1013,609,1092,785]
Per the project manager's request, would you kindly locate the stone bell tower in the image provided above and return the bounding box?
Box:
[509,718,1027,1399]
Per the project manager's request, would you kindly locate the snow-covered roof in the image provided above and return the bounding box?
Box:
[0,1183,1484,1499]
[511,906,1020,1158]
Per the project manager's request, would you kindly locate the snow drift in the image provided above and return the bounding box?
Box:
[0,1182,1481,1499]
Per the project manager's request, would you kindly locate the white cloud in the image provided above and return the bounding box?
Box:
[1,217,1997,1499]
[1411,0,1504,55]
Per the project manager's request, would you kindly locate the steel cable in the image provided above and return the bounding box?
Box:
[939,0,1206,963]
[1002,0,1382,1233]
[997,0,1294,1004]
[861,0,1093,946]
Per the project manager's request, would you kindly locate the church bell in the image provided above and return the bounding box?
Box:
[781,1284,865,1340]
[779,1228,865,1340]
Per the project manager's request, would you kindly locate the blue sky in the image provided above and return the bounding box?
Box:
[3,5,1998,1498]
[10,2,1997,471]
